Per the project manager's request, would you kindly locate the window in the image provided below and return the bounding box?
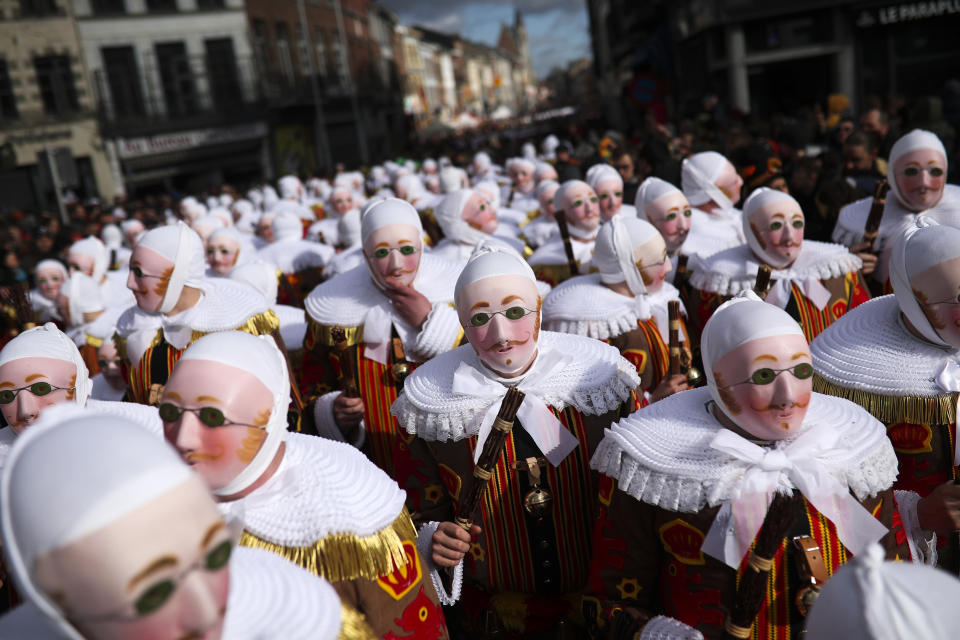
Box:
[0,60,18,120]
[34,55,79,116]
[146,0,177,13]
[275,23,294,86]
[196,0,224,8]
[295,24,312,75]
[155,42,198,116]
[314,28,327,77]
[91,0,125,14]
[101,46,144,118]
[19,0,60,17]
[204,38,242,111]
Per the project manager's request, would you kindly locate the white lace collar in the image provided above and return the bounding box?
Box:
[303,253,458,327]
[689,240,861,295]
[811,294,956,397]
[590,387,897,513]
[392,330,639,442]
[542,273,682,341]
[116,278,270,365]
[218,432,406,547]
[833,184,960,250]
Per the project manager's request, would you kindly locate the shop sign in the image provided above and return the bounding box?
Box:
[117,123,267,159]
[856,1,960,27]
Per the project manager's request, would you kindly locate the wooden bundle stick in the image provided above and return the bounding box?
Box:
[331,327,360,398]
[862,178,890,253]
[554,210,579,279]
[456,387,526,531]
[668,300,683,376]
[674,254,689,285]
[723,491,801,640]
[753,265,773,299]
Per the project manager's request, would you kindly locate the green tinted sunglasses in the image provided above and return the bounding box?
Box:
[158,403,261,429]
[469,306,537,327]
[0,382,74,404]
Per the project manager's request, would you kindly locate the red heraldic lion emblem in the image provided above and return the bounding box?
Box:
[385,586,446,640]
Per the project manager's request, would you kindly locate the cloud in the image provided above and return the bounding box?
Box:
[418,12,464,32]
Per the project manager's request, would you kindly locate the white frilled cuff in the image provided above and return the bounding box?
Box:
[412,304,462,361]
[895,489,938,565]
[639,615,704,640]
[416,521,463,606]
[312,390,366,449]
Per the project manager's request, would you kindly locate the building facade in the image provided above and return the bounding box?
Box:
[0,0,117,214]
[74,0,268,196]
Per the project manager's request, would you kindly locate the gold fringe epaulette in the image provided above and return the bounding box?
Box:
[238,506,417,583]
[85,333,104,349]
[813,374,958,425]
[112,331,127,361]
[308,317,365,348]
[338,603,377,640]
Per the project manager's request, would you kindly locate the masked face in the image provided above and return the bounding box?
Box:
[538,185,559,219]
[562,185,601,232]
[633,235,671,293]
[98,341,126,390]
[256,215,275,243]
[894,148,946,212]
[33,476,231,640]
[36,267,65,300]
[595,178,624,221]
[0,357,77,434]
[715,161,744,206]
[127,246,175,313]
[362,224,422,290]
[461,192,498,235]
[910,254,960,349]
[511,166,533,191]
[205,238,240,276]
[332,190,354,215]
[645,192,692,253]
[161,359,273,492]
[749,199,804,268]
[459,275,540,377]
[711,334,813,440]
[67,252,95,278]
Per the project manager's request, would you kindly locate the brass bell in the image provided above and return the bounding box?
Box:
[523,486,553,517]
[686,366,703,387]
[390,362,411,384]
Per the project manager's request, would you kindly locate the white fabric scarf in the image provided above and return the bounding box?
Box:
[764,275,832,311]
[451,349,579,466]
[701,422,889,569]
[362,300,416,365]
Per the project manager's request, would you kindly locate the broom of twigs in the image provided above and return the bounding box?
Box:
[455,386,526,531]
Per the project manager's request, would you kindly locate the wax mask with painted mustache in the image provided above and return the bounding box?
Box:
[711,334,813,441]
[748,199,805,268]
[161,359,272,492]
[363,223,422,290]
[459,274,540,377]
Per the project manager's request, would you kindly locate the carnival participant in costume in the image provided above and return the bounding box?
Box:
[431,189,528,264]
[804,543,960,639]
[257,208,333,307]
[475,179,528,229]
[586,163,636,221]
[0,410,349,639]
[811,219,960,573]
[302,198,462,477]
[527,180,601,286]
[161,331,446,639]
[391,244,640,638]
[471,152,497,184]
[586,292,922,640]
[58,272,107,372]
[543,217,689,405]
[518,180,560,250]
[502,158,538,212]
[189,214,224,246]
[308,185,362,249]
[0,323,162,462]
[28,260,68,324]
[688,188,869,343]
[66,236,134,309]
[394,174,432,210]
[205,226,253,277]
[90,336,126,402]
[101,224,130,270]
[680,151,746,258]
[534,162,558,185]
[832,129,960,289]
[635,177,692,283]
[116,222,280,407]
[120,219,145,249]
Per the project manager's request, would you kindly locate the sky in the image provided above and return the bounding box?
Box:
[377,0,592,79]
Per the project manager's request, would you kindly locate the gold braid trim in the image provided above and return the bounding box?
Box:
[338,603,377,640]
[85,333,104,349]
[813,374,958,425]
[238,506,417,583]
[308,317,365,348]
